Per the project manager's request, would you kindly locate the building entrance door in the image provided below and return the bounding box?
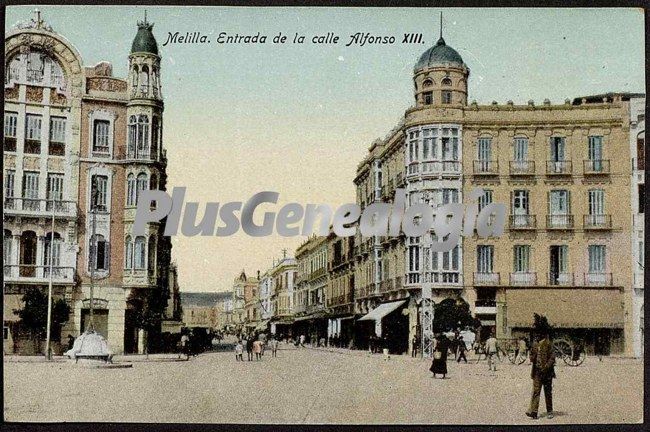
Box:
[81,309,109,339]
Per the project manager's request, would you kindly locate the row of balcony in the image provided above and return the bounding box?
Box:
[473,160,611,176]
[4,137,66,156]
[508,214,612,230]
[472,271,614,286]
[4,198,78,218]
[5,137,161,162]
[3,265,76,283]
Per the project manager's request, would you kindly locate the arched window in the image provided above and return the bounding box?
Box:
[151,67,159,97]
[6,51,67,91]
[134,236,146,269]
[151,116,159,158]
[136,173,148,205]
[148,236,156,274]
[128,115,137,157]
[131,65,139,91]
[126,173,137,207]
[125,235,133,269]
[423,79,433,87]
[140,65,149,95]
[137,114,150,157]
[149,173,158,191]
[3,229,12,276]
[128,115,150,159]
[442,77,452,86]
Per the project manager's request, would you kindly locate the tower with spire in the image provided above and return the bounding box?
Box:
[412,12,470,107]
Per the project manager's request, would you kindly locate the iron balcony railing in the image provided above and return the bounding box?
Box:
[3,265,75,282]
[4,197,77,218]
[473,272,500,285]
[510,272,537,286]
[583,272,613,286]
[546,160,573,175]
[509,160,535,175]
[583,214,612,230]
[4,137,16,152]
[509,214,536,229]
[546,214,574,229]
[583,159,610,174]
[473,160,499,175]
[547,272,574,286]
[475,299,496,308]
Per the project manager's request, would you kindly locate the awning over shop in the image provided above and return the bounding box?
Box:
[3,295,23,322]
[358,300,407,322]
[294,312,327,322]
[506,288,624,329]
[255,320,270,331]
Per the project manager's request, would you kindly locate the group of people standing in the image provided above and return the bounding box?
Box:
[426,328,556,420]
[235,333,279,361]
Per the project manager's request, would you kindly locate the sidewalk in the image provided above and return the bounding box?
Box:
[3,353,187,363]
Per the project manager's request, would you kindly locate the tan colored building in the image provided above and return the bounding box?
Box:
[243,272,260,331]
[350,29,640,356]
[3,11,174,354]
[269,255,297,337]
[326,230,355,345]
[231,270,257,331]
[293,235,328,343]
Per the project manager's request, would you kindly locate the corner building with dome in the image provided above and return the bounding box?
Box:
[352,29,644,357]
[3,11,180,355]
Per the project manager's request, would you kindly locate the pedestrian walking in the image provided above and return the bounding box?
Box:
[180,333,190,360]
[456,336,468,363]
[253,339,263,360]
[246,336,254,361]
[270,336,279,358]
[429,333,450,379]
[299,334,305,348]
[235,340,244,361]
[411,335,419,358]
[526,327,556,420]
[516,337,528,364]
[485,331,499,371]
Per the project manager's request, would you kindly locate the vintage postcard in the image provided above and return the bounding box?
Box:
[2,3,646,427]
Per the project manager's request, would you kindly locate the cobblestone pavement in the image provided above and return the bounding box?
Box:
[3,344,643,424]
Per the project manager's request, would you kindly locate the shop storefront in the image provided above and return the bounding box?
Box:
[505,287,625,354]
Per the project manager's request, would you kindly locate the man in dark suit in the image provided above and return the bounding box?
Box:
[526,328,556,419]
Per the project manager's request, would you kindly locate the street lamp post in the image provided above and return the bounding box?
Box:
[421,283,434,358]
[87,188,97,333]
[44,197,55,360]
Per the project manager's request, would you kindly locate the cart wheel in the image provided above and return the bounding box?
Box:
[564,345,586,366]
[553,339,572,363]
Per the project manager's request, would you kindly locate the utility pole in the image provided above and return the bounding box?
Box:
[88,186,97,332]
[44,197,55,360]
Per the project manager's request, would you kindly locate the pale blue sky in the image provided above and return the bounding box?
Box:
[6,7,645,292]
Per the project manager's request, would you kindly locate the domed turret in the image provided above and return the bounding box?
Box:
[414,37,465,71]
[413,14,470,107]
[131,15,158,55]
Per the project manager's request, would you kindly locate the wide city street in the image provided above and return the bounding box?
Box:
[4,343,643,424]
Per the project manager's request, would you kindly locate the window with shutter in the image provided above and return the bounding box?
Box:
[637,137,645,170]
[93,120,110,154]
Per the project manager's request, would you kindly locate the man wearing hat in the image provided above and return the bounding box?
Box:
[526,325,556,420]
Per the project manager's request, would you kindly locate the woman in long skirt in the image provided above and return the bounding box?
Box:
[429,334,450,378]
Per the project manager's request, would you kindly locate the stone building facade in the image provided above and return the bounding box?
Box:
[293,235,328,342]
[3,11,175,354]
[348,29,642,356]
[629,95,645,357]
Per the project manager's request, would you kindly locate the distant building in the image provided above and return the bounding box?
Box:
[181,292,220,330]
